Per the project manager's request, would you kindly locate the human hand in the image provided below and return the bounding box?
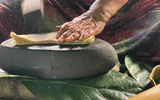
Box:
[56,0,128,43]
[56,14,106,43]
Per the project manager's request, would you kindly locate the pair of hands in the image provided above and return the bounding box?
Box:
[56,14,106,43]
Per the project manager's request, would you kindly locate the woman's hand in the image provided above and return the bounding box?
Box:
[56,14,106,43]
[56,0,128,43]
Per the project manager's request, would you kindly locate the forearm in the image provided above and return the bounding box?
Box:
[84,0,128,22]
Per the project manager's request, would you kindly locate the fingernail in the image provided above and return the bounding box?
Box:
[84,35,89,39]
[58,39,64,43]
[66,38,72,42]
[56,26,61,30]
[66,37,74,42]
[79,37,84,41]
[56,34,60,39]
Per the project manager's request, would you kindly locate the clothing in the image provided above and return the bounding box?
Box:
[0,0,160,62]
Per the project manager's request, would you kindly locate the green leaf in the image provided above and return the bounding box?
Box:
[21,70,143,100]
[0,78,38,99]
[0,69,8,77]
[125,55,152,87]
[0,68,31,78]
[119,64,128,73]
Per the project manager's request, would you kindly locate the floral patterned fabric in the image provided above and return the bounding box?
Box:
[0,0,160,62]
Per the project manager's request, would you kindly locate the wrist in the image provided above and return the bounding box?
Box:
[80,12,107,34]
[83,9,110,23]
[83,0,128,23]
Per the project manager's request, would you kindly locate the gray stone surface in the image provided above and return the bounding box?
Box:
[0,38,118,79]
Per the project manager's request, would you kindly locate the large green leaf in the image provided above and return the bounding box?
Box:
[0,69,37,99]
[125,55,153,87]
[21,70,143,100]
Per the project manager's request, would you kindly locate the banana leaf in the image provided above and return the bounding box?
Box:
[0,70,144,100]
[125,55,153,87]
[21,70,143,100]
[0,69,38,100]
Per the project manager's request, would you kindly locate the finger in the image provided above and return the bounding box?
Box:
[79,33,92,41]
[76,22,88,35]
[76,19,94,34]
[56,26,68,39]
[57,30,72,43]
[69,25,76,33]
[56,22,73,39]
[66,32,80,42]
[63,30,73,38]
[79,29,95,41]
[56,25,61,30]
[77,20,97,41]
[77,18,89,28]
[88,17,97,27]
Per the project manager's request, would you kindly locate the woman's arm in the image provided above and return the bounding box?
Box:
[86,0,128,22]
[56,0,128,43]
